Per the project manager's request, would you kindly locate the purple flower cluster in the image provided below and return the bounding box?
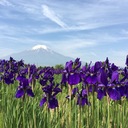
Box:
[62,56,128,106]
[0,55,128,109]
[39,67,62,109]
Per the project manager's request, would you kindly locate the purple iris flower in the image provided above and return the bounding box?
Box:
[73,58,81,70]
[86,65,99,84]
[40,83,62,109]
[72,87,90,106]
[94,61,102,72]
[28,64,38,78]
[64,58,82,85]
[4,71,14,85]
[9,57,16,63]
[17,59,24,67]
[39,67,54,85]
[65,58,81,72]
[40,95,59,109]
[15,77,34,98]
[65,60,73,73]
[98,69,119,87]
[98,68,122,100]
[76,89,90,106]
[111,63,118,71]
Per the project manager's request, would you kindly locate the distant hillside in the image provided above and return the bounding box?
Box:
[3,45,74,66]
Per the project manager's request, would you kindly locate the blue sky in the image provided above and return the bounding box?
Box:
[0,0,128,67]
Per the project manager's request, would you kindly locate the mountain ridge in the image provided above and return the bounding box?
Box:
[3,45,74,66]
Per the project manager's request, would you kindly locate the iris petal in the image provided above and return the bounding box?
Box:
[97,89,105,100]
[77,97,90,106]
[40,97,47,107]
[72,87,78,96]
[107,88,121,100]
[111,71,119,83]
[48,97,58,109]
[86,75,97,84]
[65,61,73,72]
[15,89,24,98]
[61,73,67,84]
[26,89,34,97]
[100,69,108,86]
[82,89,87,97]
[68,73,81,85]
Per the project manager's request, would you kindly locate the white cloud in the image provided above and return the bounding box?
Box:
[32,0,128,34]
[44,0,128,31]
[121,29,128,36]
[50,39,97,59]
[42,5,68,28]
[1,0,128,35]
[0,0,13,6]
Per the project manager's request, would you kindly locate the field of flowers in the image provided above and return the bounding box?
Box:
[0,56,128,128]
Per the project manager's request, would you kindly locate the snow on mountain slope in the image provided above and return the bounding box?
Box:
[32,45,49,50]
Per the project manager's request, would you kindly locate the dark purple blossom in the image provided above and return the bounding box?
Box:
[48,97,58,109]
[98,69,119,87]
[40,83,62,109]
[107,88,121,100]
[39,68,54,86]
[4,71,14,85]
[15,77,34,98]
[63,58,82,86]
[77,89,90,106]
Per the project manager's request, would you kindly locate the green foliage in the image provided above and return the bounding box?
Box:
[54,64,64,69]
[0,113,2,128]
[1,80,128,128]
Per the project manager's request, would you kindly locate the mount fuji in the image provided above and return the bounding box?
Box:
[3,45,74,66]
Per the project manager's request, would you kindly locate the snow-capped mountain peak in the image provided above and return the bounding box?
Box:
[32,45,49,50]
[3,44,74,66]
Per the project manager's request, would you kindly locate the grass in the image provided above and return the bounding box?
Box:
[2,81,128,128]
[0,112,3,128]
[1,75,128,128]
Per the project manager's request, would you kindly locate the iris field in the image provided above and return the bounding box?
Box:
[0,56,128,128]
